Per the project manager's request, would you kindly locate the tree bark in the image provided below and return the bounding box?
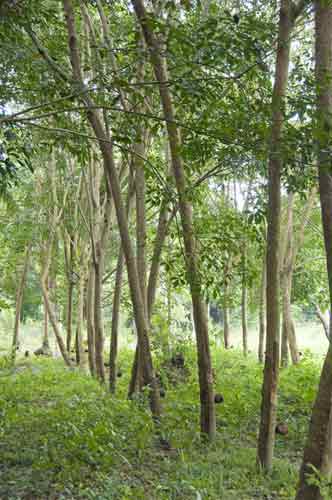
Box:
[296,2,332,498]
[281,193,297,366]
[42,293,50,351]
[257,0,294,470]
[11,243,31,360]
[75,269,86,369]
[132,0,216,439]
[65,237,74,353]
[110,175,135,393]
[109,248,124,393]
[242,278,248,357]
[94,249,105,382]
[315,304,329,341]
[86,266,96,375]
[41,234,71,367]
[223,271,230,349]
[258,252,266,363]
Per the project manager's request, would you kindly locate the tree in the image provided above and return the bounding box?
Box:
[296,1,332,498]
[257,0,308,470]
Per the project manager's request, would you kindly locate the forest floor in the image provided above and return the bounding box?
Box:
[0,347,327,499]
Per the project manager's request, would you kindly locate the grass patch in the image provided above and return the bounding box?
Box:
[0,348,321,499]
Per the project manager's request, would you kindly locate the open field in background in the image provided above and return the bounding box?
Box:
[227,322,329,358]
[0,312,329,359]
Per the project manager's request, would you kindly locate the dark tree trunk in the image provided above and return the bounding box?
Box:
[257,0,294,470]
[132,0,215,439]
[296,2,332,498]
[258,252,266,363]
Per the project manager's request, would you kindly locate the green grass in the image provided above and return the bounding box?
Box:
[0,347,324,499]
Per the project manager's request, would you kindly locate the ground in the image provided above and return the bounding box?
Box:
[0,345,328,499]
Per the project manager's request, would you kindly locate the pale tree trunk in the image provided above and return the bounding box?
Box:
[258,252,266,363]
[242,281,248,357]
[132,0,215,439]
[315,304,329,341]
[109,248,124,393]
[41,232,71,367]
[42,293,50,351]
[94,248,105,382]
[86,266,96,375]
[132,138,148,395]
[110,175,134,393]
[12,243,31,360]
[281,193,296,366]
[75,268,86,369]
[40,155,71,366]
[296,2,332,498]
[257,0,297,470]
[223,275,230,349]
[240,184,251,357]
[65,238,74,353]
[66,280,74,352]
[62,0,161,418]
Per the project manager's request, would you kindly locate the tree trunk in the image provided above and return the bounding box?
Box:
[242,281,248,357]
[315,304,329,341]
[86,266,96,375]
[62,0,161,419]
[257,0,294,470]
[110,175,135,393]
[12,243,31,360]
[76,270,86,369]
[41,235,71,367]
[281,193,299,367]
[66,280,74,353]
[223,278,230,349]
[65,238,74,352]
[296,2,332,498]
[109,249,124,393]
[258,252,266,363]
[42,293,50,351]
[132,0,215,439]
[94,251,105,382]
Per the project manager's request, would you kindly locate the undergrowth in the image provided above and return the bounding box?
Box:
[0,347,323,499]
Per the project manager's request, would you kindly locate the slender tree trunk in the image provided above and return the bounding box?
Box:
[87,266,96,375]
[281,193,299,366]
[133,0,215,438]
[42,293,50,351]
[132,140,148,392]
[41,235,71,367]
[76,270,86,369]
[315,304,329,341]
[110,175,135,393]
[94,251,105,382]
[296,2,332,498]
[65,238,74,352]
[109,249,124,393]
[223,278,230,349]
[242,280,248,357]
[12,243,31,360]
[66,280,74,352]
[257,0,294,470]
[62,0,161,418]
[258,252,266,363]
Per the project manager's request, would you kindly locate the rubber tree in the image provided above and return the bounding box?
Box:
[60,0,161,417]
[11,242,31,361]
[257,0,307,470]
[132,0,216,439]
[296,2,332,498]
